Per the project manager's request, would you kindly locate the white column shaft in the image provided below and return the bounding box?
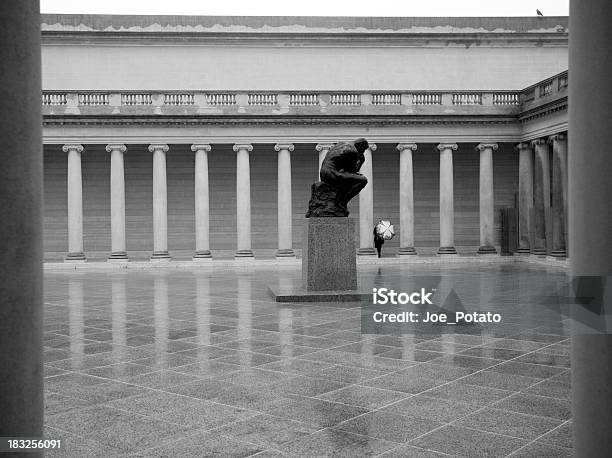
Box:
[151,146,168,255]
[517,144,534,253]
[235,145,253,256]
[276,145,293,255]
[438,145,456,252]
[398,144,417,254]
[358,146,375,254]
[66,147,84,256]
[110,148,126,255]
[194,148,210,253]
[478,144,497,252]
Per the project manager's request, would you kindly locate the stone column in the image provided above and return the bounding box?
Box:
[316,143,334,180]
[358,143,377,256]
[549,133,568,257]
[516,142,534,254]
[234,144,254,258]
[569,1,612,455]
[0,0,43,443]
[397,143,418,255]
[106,144,128,261]
[149,144,171,260]
[275,143,295,258]
[532,138,550,256]
[191,144,212,260]
[437,143,458,255]
[477,143,498,254]
[63,144,86,261]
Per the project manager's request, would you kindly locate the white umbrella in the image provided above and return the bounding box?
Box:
[375,220,395,240]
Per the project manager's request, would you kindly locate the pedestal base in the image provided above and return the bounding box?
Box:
[65,252,86,262]
[437,246,457,255]
[150,251,171,261]
[357,247,377,256]
[303,217,357,291]
[516,247,531,255]
[275,249,296,259]
[477,245,497,255]
[398,247,417,256]
[108,251,129,262]
[235,249,254,259]
[268,286,369,303]
[550,249,567,258]
[193,250,212,259]
[531,248,547,257]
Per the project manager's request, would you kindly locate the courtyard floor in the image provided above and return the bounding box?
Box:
[43,262,573,457]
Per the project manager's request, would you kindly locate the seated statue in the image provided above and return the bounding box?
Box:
[306,138,369,217]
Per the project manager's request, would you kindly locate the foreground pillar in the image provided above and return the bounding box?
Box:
[316,143,333,180]
[63,144,86,261]
[149,144,170,260]
[437,143,457,254]
[550,133,568,258]
[192,144,212,260]
[477,143,498,254]
[570,1,612,455]
[0,0,43,447]
[532,138,550,256]
[516,142,534,254]
[234,144,254,258]
[106,144,128,261]
[397,143,417,255]
[358,143,377,256]
[275,143,295,258]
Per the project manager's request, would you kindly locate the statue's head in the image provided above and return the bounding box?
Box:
[353,138,369,154]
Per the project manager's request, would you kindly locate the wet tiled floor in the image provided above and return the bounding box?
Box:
[43,263,573,457]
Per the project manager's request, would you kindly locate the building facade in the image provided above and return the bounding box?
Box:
[40,15,569,261]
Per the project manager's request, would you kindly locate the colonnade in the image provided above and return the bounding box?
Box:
[60,137,568,261]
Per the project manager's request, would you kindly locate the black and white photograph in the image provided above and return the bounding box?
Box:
[1,0,609,456]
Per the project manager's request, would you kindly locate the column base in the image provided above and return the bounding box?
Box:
[275,249,296,259]
[477,245,497,255]
[64,252,86,262]
[549,249,567,258]
[193,250,212,259]
[516,247,531,255]
[108,251,129,262]
[357,247,377,256]
[235,249,254,259]
[437,246,457,255]
[531,248,547,257]
[398,247,417,256]
[150,251,171,261]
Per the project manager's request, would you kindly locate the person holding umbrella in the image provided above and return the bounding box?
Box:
[374,220,395,258]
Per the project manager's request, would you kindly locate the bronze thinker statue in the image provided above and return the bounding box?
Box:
[306,138,369,217]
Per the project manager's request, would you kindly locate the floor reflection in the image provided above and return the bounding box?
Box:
[43,263,574,457]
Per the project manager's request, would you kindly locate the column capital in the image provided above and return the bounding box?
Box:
[233,144,253,153]
[515,142,533,151]
[191,144,212,153]
[397,143,417,152]
[548,133,568,144]
[367,143,377,152]
[274,143,294,152]
[437,143,458,152]
[62,144,83,154]
[148,144,169,153]
[105,144,126,154]
[530,138,547,147]
[476,143,498,152]
[315,143,335,152]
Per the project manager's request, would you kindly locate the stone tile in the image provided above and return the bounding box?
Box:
[428,354,502,370]
[460,369,540,391]
[310,364,389,383]
[165,378,237,401]
[124,369,203,389]
[525,377,572,400]
[494,393,572,420]
[264,397,369,428]
[454,407,563,440]
[259,358,336,375]
[279,428,398,457]
[44,392,96,416]
[515,352,571,368]
[45,405,136,435]
[318,385,410,409]
[361,372,444,394]
[274,375,348,397]
[215,350,283,367]
[82,362,156,381]
[458,347,526,360]
[510,441,573,457]
[380,395,480,423]
[411,425,527,456]
[137,431,264,457]
[211,414,318,448]
[170,360,243,378]
[424,381,513,407]
[214,367,296,388]
[377,348,445,362]
[488,361,566,379]
[378,444,448,457]
[538,422,573,449]
[335,411,442,443]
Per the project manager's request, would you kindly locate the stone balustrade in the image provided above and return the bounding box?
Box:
[41,71,567,117]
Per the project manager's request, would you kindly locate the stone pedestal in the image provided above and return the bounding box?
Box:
[303,218,357,291]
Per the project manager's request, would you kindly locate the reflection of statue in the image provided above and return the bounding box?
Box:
[306,138,369,217]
